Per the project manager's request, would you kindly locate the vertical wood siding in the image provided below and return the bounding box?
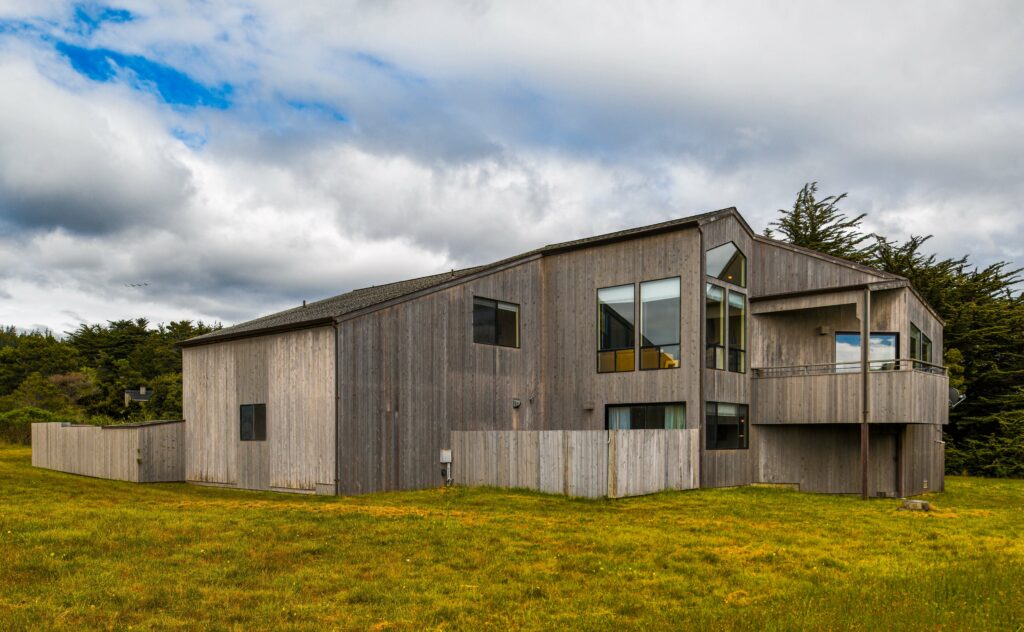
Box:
[183,327,335,492]
[31,421,184,482]
[451,429,699,498]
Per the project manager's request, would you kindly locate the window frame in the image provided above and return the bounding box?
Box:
[597,283,637,373]
[705,241,747,288]
[727,289,746,374]
[639,276,682,371]
[705,283,726,370]
[605,401,687,430]
[834,331,901,371]
[705,401,749,450]
[240,403,267,442]
[472,296,520,349]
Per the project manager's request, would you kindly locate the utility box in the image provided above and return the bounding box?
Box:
[439,449,452,464]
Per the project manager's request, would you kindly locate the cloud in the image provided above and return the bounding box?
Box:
[0,1,1021,332]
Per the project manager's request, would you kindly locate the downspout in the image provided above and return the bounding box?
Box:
[860,288,871,499]
[333,319,340,496]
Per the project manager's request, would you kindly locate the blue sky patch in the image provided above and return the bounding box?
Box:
[71,3,133,36]
[56,42,232,108]
[285,99,348,123]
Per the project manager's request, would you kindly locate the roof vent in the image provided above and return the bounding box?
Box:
[302,300,307,308]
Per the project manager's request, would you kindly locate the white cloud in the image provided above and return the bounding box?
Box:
[0,1,1022,331]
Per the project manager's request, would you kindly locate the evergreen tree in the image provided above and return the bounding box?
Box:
[766,182,875,264]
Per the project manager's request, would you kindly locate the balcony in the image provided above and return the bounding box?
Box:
[752,360,949,425]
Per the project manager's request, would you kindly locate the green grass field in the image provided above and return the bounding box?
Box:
[1,443,1023,631]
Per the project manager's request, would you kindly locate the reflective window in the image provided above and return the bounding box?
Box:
[607,403,686,429]
[640,277,680,370]
[706,402,748,450]
[728,291,746,373]
[910,322,933,368]
[835,332,899,371]
[706,242,746,287]
[240,403,266,442]
[473,297,519,348]
[706,284,725,370]
[598,284,635,372]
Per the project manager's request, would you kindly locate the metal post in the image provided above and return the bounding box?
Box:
[861,288,871,499]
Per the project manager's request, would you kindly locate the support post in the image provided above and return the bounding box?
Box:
[861,288,871,499]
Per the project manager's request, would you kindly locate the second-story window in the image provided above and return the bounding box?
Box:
[706,284,725,369]
[910,323,933,368]
[706,241,746,287]
[728,291,746,373]
[598,284,635,372]
[640,277,681,370]
[473,297,519,348]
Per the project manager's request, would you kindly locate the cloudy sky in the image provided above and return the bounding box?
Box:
[0,1,1021,333]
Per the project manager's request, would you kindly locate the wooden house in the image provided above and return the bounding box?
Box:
[180,207,947,498]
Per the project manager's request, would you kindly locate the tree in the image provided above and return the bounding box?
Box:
[770,183,1024,476]
[766,182,875,264]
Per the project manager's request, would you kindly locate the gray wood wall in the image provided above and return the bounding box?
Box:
[451,429,699,498]
[31,421,185,483]
[183,326,335,493]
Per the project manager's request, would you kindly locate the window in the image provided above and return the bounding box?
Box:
[640,277,681,370]
[706,283,725,369]
[706,242,746,287]
[706,402,748,450]
[598,284,635,372]
[728,291,746,373]
[835,332,899,372]
[910,323,933,368]
[473,297,519,347]
[240,404,266,441]
[607,403,686,429]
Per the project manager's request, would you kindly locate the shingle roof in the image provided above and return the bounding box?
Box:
[194,207,888,346]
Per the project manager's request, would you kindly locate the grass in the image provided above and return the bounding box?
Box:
[1,443,1023,631]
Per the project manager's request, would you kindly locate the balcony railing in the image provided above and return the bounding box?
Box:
[752,360,949,425]
[752,358,947,378]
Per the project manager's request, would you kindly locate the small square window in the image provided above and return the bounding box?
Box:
[240,404,266,441]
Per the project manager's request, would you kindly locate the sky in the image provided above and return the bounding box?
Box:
[0,1,1022,334]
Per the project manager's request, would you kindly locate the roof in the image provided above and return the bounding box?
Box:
[124,388,153,402]
[182,206,938,346]
[182,208,731,346]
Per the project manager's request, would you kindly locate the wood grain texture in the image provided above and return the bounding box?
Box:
[183,327,335,492]
[451,429,699,498]
[31,421,184,482]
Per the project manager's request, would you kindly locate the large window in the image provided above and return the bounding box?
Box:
[473,297,519,348]
[910,323,933,368]
[640,277,681,370]
[835,332,899,371]
[706,283,725,370]
[240,403,267,442]
[706,402,748,450]
[727,291,746,373]
[598,284,635,373]
[706,242,746,287]
[607,403,686,429]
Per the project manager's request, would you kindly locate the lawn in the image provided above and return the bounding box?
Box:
[1,443,1023,630]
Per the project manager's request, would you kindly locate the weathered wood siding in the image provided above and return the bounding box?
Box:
[903,423,945,495]
[750,239,887,296]
[451,429,699,498]
[31,421,185,482]
[701,213,756,487]
[336,261,543,494]
[542,229,702,430]
[183,327,335,493]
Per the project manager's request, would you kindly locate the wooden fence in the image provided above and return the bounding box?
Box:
[31,421,186,483]
[451,429,700,498]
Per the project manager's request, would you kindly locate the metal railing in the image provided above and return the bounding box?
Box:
[752,358,947,378]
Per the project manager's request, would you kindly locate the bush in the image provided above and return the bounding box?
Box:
[0,407,74,445]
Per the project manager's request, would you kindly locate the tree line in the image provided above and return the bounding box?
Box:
[768,183,1024,477]
[0,320,218,443]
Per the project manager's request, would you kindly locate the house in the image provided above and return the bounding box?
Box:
[124,386,153,406]
[179,207,947,498]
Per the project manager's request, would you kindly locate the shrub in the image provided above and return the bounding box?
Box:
[0,407,73,445]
